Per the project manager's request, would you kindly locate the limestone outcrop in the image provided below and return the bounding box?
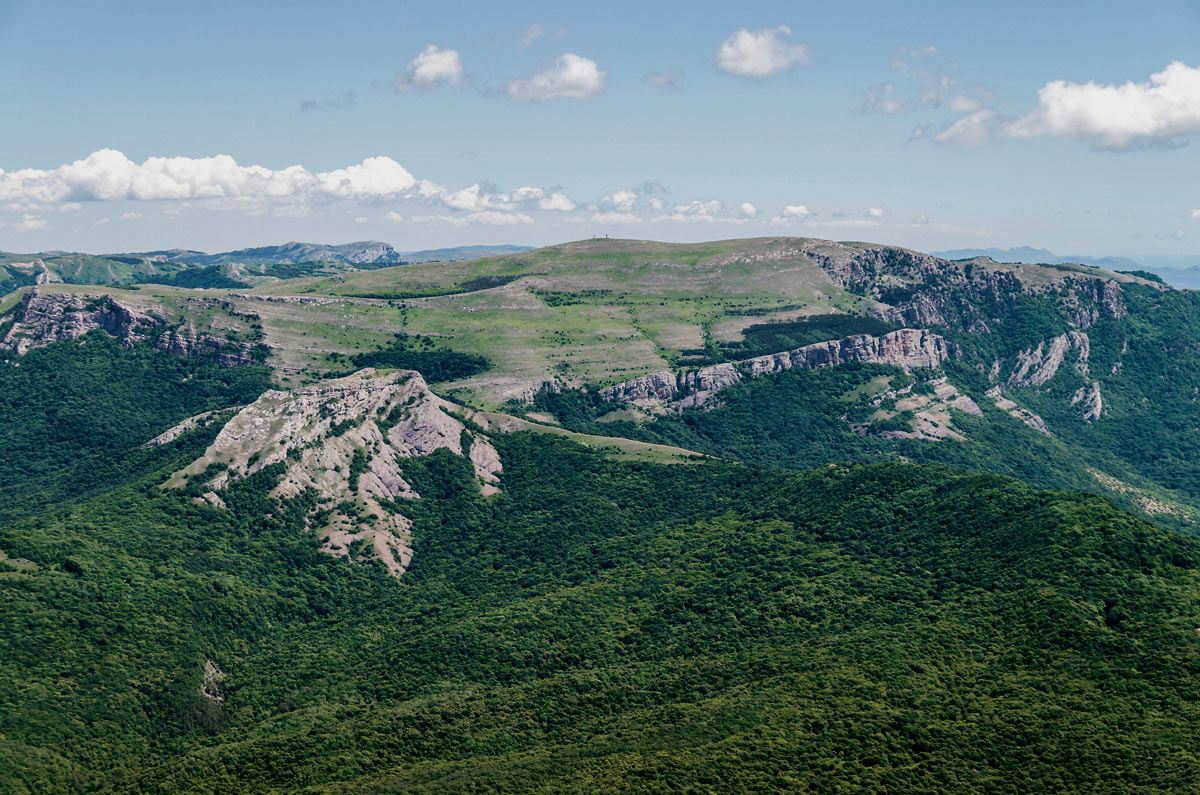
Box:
[169,369,502,578]
[142,408,241,447]
[1071,381,1104,421]
[1008,331,1090,387]
[986,386,1051,435]
[601,329,955,408]
[742,328,952,376]
[0,289,261,365]
[600,370,681,404]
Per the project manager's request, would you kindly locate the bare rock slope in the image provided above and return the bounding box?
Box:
[601,328,954,408]
[0,289,262,365]
[169,368,502,578]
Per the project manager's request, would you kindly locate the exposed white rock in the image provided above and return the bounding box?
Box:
[849,376,980,442]
[0,289,260,365]
[170,368,502,578]
[201,660,225,705]
[142,408,242,447]
[986,386,1051,435]
[1071,381,1103,421]
[1008,331,1089,387]
[601,328,955,409]
[600,370,679,405]
[934,379,984,417]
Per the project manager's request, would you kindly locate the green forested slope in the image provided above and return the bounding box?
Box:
[0,332,270,495]
[4,340,1200,792]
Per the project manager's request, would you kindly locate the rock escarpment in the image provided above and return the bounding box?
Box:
[986,386,1052,435]
[601,329,954,408]
[1071,382,1104,422]
[170,368,502,578]
[1008,331,1090,387]
[794,239,1135,334]
[0,289,261,365]
[742,328,952,376]
[989,330,1104,423]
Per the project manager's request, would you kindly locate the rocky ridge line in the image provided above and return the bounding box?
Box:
[990,330,1105,423]
[0,289,262,366]
[600,328,954,409]
[169,368,502,578]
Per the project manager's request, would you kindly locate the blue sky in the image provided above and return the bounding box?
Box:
[2,0,1199,264]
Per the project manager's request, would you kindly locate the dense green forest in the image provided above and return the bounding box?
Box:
[4,338,1200,792]
[325,333,491,383]
[525,281,1200,533]
[0,333,271,496]
[528,361,1192,528]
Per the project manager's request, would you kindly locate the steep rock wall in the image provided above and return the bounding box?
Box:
[0,289,262,366]
[600,328,955,408]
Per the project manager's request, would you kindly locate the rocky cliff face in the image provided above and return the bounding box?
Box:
[1008,331,1090,387]
[601,371,682,404]
[169,368,502,578]
[743,328,952,376]
[601,329,955,409]
[1071,382,1104,422]
[796,240,1133,336]
[984,330,1105,423]
[0,289,262,365]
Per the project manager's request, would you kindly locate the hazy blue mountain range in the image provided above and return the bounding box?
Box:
[932,246,1143,271]
[1141,265,1200,290]
[0,242,534,292]
[397,244,533,263]
[117,241,532,266]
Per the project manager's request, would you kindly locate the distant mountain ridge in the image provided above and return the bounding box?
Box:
[398,244,532,263]
[932,246,1142,271]
[1140,265,1200,290]
[118,241,532,266]
[0,242,534,292]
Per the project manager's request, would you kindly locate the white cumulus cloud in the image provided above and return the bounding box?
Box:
[13,214,47,232]
[506,53,607,101]
[0,149,417,203]
[717,26,810,78]
[538,192,576,211]
[740,202,758,218]
[654,200,726,223]
[318,156,418,198]
[0,149,586,230]
[395,45,463,90]
[1190,209,1200,219]
[867,207,888,217]
[1004,61,1200,150]
[600,189,637,211]
[769,204,813,225]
